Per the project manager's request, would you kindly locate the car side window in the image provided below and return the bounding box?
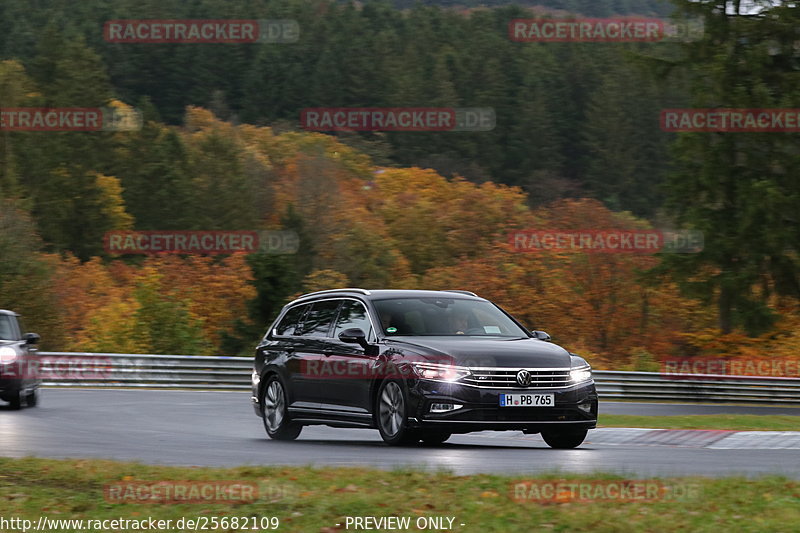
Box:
[296,300,342,337]
[0,316,13,340]
[275,304,308,336]
[333,300,374,341]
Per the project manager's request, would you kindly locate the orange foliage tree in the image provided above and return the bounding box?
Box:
[423,199,714,368]
[49,253,255,355]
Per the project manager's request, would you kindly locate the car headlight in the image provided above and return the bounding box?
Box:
[570,366,592,383]
[0,346,19,364]
[411,362,471,382]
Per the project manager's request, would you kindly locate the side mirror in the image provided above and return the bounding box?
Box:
[532,330,551,342]
[338,328,377,355]
[339,328,367,345]
[23,333,40,345]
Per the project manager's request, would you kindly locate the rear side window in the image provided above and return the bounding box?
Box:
[296,300,342,337]
[275,304,308,336]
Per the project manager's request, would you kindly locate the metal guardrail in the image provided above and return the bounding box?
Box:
[37,352,252,390]
[593,370,800,404]
[35,352,800,403]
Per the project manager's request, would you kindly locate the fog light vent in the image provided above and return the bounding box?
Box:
[577,402,592,413]
[430,403,463,413]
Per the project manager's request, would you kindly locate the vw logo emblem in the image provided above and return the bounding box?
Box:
[516,369,531,387]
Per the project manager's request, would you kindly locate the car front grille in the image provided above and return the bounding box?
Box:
[461,368,572,389]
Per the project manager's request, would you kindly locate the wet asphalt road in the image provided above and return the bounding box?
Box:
[0,389,798,478]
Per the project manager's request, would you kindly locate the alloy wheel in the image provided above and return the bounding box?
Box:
[264,380,285,432]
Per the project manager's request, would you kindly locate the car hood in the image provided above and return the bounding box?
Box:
[386,336,573,368]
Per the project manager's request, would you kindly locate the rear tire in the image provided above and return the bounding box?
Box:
[420,432,451,446]
[541,429,588,449]
[376,380,419,445]
[261,376,302,441]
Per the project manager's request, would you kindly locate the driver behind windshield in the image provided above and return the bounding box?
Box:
[451,311,470,335]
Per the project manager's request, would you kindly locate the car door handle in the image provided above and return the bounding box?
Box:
[285,347,295,354]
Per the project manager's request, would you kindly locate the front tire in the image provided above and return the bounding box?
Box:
[541,429,588,449]
[25,390,38,407]
[7,391,21,410]
[261,376,302,441]
[376,380,419,445]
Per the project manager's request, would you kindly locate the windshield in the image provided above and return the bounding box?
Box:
[0,315,16,340]
[372,298,528,337]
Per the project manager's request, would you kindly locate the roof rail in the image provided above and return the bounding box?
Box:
[297,288,372,299]
[443,290,478,297]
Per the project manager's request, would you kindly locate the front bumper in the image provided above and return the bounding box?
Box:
[251,370,261,416]
[0,362,25,392]
[0,373,36,401]
[406,379,598,433]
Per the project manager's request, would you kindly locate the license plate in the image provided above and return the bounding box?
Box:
[499,393,554,407]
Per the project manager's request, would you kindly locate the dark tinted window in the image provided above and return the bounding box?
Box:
[275,304,308,336]
[333,300,373,340]
[0,315,15,340]
[296,300,341,337]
